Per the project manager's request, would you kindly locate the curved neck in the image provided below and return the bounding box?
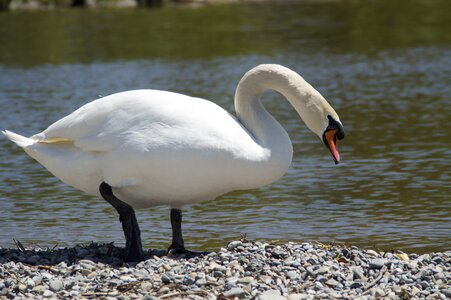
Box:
[234,65,315,148]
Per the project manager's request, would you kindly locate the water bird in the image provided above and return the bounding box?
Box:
[3,64,345,262]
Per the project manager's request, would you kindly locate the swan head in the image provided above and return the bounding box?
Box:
[321,114,345,164]
[289,89,345,164]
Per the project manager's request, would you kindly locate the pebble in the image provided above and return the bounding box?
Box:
[238,276,254,284]
[160,273,171,284]
[227,241,243,251]
[366,250,379,257]
[325,278,338,287]
[0,241,448,299]
[369,258,386,269]
[353,268,366,280]
[223,287,245,297]
[42,290,54,297]
[258,289,286,300]
[287,294,308,300]
[49,279,63,291]
[286,270,298,279]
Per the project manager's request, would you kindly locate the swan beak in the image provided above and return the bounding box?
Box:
[324,129,340,164]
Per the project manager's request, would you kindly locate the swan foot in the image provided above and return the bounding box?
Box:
[99,182,144,262]
[167,247,209,259]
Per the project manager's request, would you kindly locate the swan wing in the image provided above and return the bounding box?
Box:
[39,89,259,154]
[38,90,133,152]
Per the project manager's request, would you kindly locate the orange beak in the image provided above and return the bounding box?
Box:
[324,129,340,164]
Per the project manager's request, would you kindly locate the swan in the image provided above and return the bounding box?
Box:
[3,64,345,262]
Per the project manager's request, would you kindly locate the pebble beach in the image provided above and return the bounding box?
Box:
[0,240,449,299]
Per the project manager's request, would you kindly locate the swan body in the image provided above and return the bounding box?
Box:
[4,64,344,209]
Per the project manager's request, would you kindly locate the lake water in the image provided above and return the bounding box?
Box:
[0,1,450,254]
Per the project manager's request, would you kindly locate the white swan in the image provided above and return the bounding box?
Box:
[3,64,344,261]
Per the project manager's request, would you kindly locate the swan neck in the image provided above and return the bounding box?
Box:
[234,65,312,144]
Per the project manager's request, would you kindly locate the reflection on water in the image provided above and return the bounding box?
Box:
[0,1,450,253]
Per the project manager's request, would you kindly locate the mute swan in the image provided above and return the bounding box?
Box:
[3,64,344,262]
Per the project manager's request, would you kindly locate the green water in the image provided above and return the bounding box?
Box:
[0,1,450,253]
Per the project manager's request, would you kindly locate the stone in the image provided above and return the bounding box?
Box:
[161,273,171,284]
[183,277,195,285]
[223,287,245,298]
[369,259,386,269]
[316,266,328,275]
[25,278,35,288]
[350,282,363,289]
[314,281,323,290]
[432,256,443,264]
[120,276,136,282]
[80,269,91,276]
[49,279,63,292]
[212,270,223,278]
[258,289,286,300]
[411,286,420,296]
[353,269,366,280]
[238,276,254,284]
[69,291,79,297]
[325,278,338,287]
[287,294,308,300]
[18,283,27,292]
[43,290,54,297]
[0,288,8,296]
[366,250,379,257]
[420,281,430,289]
[32,285,47,293]
[441,289,451,298]
[374,288,385,297]
[395,252,410,261]
[196,278,207,285]
[227,241,243,251]
[286,271,298,279]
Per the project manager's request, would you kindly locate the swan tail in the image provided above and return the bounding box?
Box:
[2,130,36,148]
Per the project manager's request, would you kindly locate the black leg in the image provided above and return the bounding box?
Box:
[169,208,185,251]
[167,208,208,258]
[99,182,144,262]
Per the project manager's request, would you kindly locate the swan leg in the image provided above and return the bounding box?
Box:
[99,182,144,262]
[167,208,208,258]
[169,208,185,251]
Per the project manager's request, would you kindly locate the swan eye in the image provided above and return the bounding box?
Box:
[336,129,345,140]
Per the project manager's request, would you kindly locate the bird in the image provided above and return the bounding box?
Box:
[3,64,345,262]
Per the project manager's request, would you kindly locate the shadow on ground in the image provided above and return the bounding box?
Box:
[0,242,168,267]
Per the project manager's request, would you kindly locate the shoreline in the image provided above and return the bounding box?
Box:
[1,0,312,11]
[1,240,449,299]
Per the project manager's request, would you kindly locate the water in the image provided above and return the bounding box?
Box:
[0,1,450,254]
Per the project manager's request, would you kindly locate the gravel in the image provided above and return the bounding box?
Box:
[0,241,449,299]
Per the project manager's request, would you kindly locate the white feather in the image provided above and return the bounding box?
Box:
[4,64,341,209]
